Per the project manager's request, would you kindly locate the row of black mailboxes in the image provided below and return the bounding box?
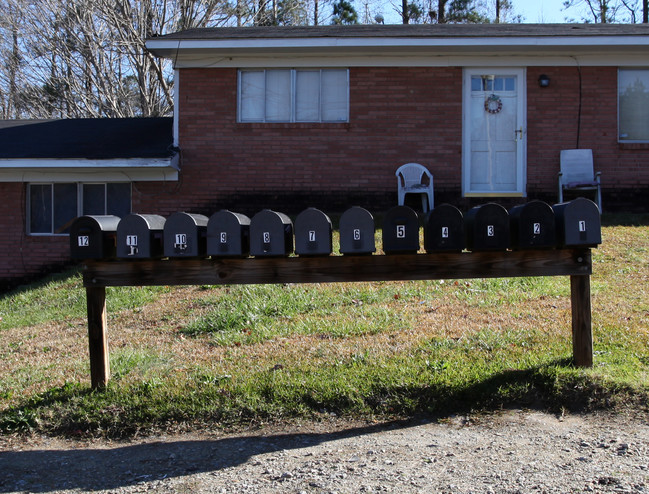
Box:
[69,198,601,260]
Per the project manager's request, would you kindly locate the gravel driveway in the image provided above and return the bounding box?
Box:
[1,410,648,493]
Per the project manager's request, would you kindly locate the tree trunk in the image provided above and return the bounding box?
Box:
[438,0,446,23]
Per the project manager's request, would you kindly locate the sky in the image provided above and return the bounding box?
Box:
[380,0,582,24]
[516,0,574,23]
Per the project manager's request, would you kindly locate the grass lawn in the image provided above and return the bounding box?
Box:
[0,215,648,438]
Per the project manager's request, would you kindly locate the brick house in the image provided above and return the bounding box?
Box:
[1,24,648,288]
[0,118,177,289]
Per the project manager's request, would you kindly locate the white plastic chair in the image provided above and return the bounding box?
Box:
[395,163,434,213]
[558,149,602,212]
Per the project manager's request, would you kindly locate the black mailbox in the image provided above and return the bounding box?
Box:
[424,204,465,253]
[163,212,208,257]
[69,215,120,260]
[465,203,510,251]
[207,210,251,257]
[382,206,420,254]
[249,209,294,257]
[116,214,165,259]
[509,201,556,250]
[553,198,602,247]
[295,208,332,256]
[339,206,375,255]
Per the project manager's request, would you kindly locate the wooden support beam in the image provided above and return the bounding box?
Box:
[86,286,110,389]
[571,274,593,367]
[83,249,591,287]
[81,249,594,388]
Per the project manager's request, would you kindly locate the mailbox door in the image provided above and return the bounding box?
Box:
[295,208,332,256]
[424,204,465,252]
[163,213,209,257]
[553,198,602,247]
[383,206,420,254]
[70,215,120,259]
[465,203,510,251]
[339,207,375,255]
[509,201,556,250]
[207,210,251,257]
[250,210,294,257]
[117,214,165,258]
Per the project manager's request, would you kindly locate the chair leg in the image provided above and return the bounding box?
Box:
[596,188,602,213]
[421,194,428,213]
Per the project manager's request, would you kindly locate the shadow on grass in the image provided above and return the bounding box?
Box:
[1,359,647,493]
[0,267,81,299]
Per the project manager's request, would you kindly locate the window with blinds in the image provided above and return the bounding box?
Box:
[238,69,349,123]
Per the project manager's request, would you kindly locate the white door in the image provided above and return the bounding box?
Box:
[463,68,526,197]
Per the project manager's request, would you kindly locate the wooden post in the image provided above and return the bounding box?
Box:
[86,286,110,389]
[570,274,593,367]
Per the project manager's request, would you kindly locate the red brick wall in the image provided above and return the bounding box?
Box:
[162,65,647,215]
[147,66,464,215]
[527,66,649,201]
[3,64,648,287]
[0,183,70,288]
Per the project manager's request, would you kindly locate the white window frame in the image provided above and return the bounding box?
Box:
[237,68,349,123]
[27,182,131,236]
[618,67,649,143]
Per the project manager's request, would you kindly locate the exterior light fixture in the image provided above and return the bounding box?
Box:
[538,74,550,88]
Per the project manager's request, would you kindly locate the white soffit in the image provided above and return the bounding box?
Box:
[147,34,649,67]
[170,53,649,69]
[147,36,649,69]
[146,35,649,52]
[0,156,179,182]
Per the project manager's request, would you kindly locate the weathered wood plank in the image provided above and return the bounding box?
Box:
[86,286,109,389]
[83,249,592,287]
[571,274,593,368]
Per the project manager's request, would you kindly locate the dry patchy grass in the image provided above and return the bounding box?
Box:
[1,219,648,435]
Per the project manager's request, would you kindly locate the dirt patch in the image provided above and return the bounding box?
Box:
[1,410,648,493]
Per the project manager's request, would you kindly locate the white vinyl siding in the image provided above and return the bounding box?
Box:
[239,69,349,123]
